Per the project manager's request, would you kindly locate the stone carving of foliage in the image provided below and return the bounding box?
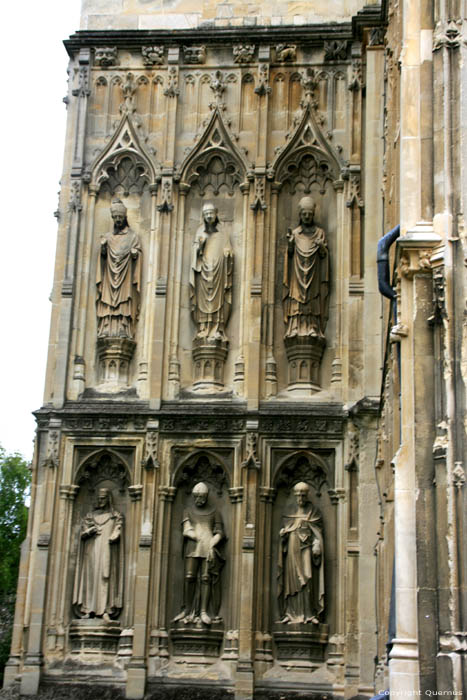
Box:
[142,45,164,65]
[176,453,227,495]
[276,453,328,496]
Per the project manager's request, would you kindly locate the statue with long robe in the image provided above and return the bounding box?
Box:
[73,488,124,620]
[190,203,233,342]
[283,196,329,339]
[173,482,225,626]
[96,198,142,340]
[277,482,324,624]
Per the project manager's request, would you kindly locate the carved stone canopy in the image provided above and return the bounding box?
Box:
[275,452,329,497]
[175,452,228,495]
[76,451,130,494]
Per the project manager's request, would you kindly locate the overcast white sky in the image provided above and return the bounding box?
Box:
[1,1,82,459]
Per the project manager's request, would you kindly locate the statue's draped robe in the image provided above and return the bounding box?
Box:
[283,225,329,338]
[73,508,124,618]
[190,221,233,339]
[182,508,225,617]
[277,505,325,622]
[96,227,142,339]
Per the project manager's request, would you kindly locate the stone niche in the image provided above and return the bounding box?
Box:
[167,450,233,659]
[269,450,337,670]
[178,110,247,395]
[67,449,132,660]
[274,139,339,396]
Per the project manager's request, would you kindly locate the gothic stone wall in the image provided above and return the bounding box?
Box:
[6,15,387,700]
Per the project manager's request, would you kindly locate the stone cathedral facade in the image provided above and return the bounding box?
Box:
[5,0,467,699]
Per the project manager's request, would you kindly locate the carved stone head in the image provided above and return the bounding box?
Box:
[192,481,209,507]
[298,196,316,226]
[97,487,112,510]
[110,198,128,230]
[293,481,310,506]
[202,202,218,227]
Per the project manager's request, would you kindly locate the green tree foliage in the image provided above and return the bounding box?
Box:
[0,445,30,680]
[0,446,30,596]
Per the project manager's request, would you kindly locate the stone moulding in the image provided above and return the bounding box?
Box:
[69,619,121,656]
[273,623,329,664]
[170,622,224,658]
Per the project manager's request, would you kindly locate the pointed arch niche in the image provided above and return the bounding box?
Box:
[268,104,345,394]
[74,111,158,395]
[173,108,250,392]
[265,449,338,653]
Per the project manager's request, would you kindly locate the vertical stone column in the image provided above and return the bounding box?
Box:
[235,423,260,700]
[234,183,253,395]
[363,44,385,396]
[138,184,159,398]
[20,423,61,695]
[127,422,159,698]
[389,227,440,694]
[72,185,97,397]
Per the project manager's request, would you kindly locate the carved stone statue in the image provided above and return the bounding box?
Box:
[73,488,124,620]
[96,198,142,340]
[190,203,233,342]
[283,196,329,339]
[174,482,225,625]
[277,482,324,624]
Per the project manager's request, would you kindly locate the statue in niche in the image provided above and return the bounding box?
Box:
[283,196,329,339]
[277,482,324,624]
[190,202,233,342]
[173,482,226,625]
[96,198,142,340]
[73,487,124,620]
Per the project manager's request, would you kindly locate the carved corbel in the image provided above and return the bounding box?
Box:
[233,44,255,63]
[324,40,348,61]
[183,45,206,64]
[275,44,296,62]
[95,47,118,67]
[142,46,164,66]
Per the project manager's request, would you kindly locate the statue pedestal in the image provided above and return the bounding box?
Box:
[170,621,224,659]
[273,622,328,667]
[96,337,135,391]
[192,338,228,392]
[69,618,121,657]
[284,336,325,392]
